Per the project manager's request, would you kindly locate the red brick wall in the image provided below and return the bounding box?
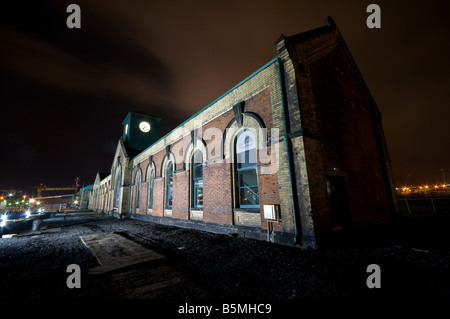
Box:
[258,150,282,231]
[245,87,273,128]
[151,177,164,217]
[132,88,281,229]
[250,89,282,230]
[138,182,148,214]
[202,110,234,160]
[172,170,189,219]
[169,135,188,171]
[152,150,165,177]
[203,161,233,225]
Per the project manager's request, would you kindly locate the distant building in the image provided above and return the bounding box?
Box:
[79,184,93,209]
[88,18,397,248]
[89,172,111,212]
[37,195,75,211]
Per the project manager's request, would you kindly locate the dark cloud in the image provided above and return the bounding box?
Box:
[0,0,449,191]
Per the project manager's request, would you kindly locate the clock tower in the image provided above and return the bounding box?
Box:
[122,112,161,151]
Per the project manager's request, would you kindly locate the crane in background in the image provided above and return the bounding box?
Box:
[31,177,81,198]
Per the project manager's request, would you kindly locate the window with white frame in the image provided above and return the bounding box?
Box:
[135,170,142,209]
[235,130,259,208]
[148,168,154,209]
[114,166,121,208]
[165,161,174,208]
[191,150,203,208]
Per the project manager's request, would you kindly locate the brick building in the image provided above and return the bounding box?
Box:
[89,18,397,248]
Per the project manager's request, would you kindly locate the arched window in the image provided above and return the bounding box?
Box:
[165,161,174,208]
[191,150,203,208]
[235,130,259,208]
[148,168,154,209]
[114,166,122,208]
[135,170,142,209]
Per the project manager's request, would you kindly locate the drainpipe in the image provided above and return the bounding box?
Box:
[276,56,301,246]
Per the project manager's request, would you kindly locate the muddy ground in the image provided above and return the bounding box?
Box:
[0,211,449,301]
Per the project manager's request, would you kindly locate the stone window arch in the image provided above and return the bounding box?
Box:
[191,150,204,208]
[235,130,259,208]
[134,168,142,210]
[146,161,155,209]
[161,152,175,212]
[114,164,122,209]
[223,113,265,163]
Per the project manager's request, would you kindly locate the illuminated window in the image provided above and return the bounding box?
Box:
[114,166,121,208]
[148,169,154,209]
[135,171,142,209]
[165,161,174,208]
[191,150,203,208]
[235,130,259,208]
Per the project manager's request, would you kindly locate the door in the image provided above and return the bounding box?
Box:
[326,175,351,231]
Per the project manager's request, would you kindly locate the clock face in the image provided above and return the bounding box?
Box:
[139,121,151,133]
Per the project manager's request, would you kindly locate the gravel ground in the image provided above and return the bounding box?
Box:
[0,211,449,300]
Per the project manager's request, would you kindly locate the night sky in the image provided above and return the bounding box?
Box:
[0,0,449,193]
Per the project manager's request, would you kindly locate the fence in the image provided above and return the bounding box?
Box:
[398,197,450,214]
